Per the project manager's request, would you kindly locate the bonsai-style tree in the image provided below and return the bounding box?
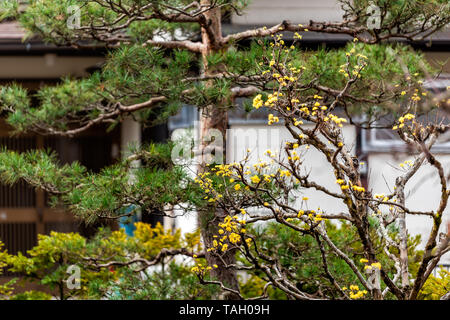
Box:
[192,36,450,299]
[0,0,449,298]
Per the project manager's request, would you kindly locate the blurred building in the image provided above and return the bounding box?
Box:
[0,22,166,261]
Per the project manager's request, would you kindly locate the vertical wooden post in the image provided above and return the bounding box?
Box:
[35,135,45,235]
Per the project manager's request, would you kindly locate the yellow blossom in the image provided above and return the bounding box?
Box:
[250,175,261,184]
[252,94,263,109]
[228,233,241,244]
[371,262,382,269]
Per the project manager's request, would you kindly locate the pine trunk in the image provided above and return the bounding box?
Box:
[197,0,240,299]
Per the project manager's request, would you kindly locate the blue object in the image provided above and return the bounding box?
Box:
[118,205,139,236]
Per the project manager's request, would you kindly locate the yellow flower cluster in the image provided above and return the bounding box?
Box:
[346,47,356,56]
[399,159,413,168]
[293,117,303,126]
[212,164,233,177]
[268,113,280,125]
[352,185,365,193]
[311,212,324,222]
[400,113,415,122]
[289,66,305,74]
[327,114,348,128]
[287,150,300,161]
[207,215,249,253]
[252,161,269,172]
[374,193,389,202]
[364,262,382,271]
[253,94,263,109]
[356,53,368,60]
[343,285,368,299]
[392,113,415,130]
[339,45,367,77]
[339,68,349,78]
[265,149,276,158]
[220,215,239,232]
[191,262,218,275]
[339,181,365,193]
[262,174,272,182]
[228,232,241,244]
[411,90,422,102]
[265,92,281,107]
[294,32,303,40]
[360,258,382,271]
[295,208,328,226]
[273,74,297,87]
[250,175,261,184]
[195,172,216,201]
[195,164,248,203]
[279,169,291,177]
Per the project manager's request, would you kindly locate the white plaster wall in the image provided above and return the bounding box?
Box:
[368,153,450,263]
[121,118,142,153]
[231,0,344,25]
[227,123,357,215]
